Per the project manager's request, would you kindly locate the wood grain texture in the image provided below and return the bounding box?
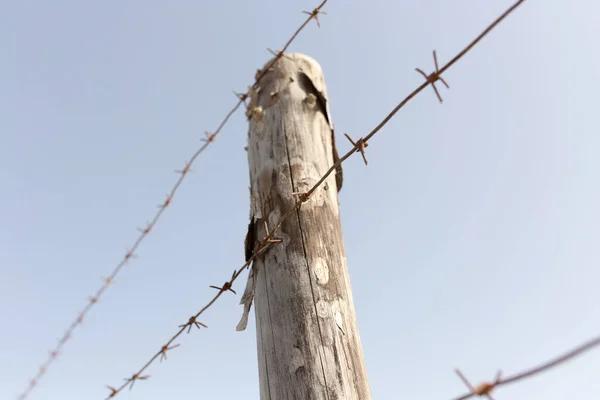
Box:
[246,53,370,400]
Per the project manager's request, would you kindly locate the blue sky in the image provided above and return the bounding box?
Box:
[2,1,600,399]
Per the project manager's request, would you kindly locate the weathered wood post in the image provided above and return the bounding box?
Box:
[238,53,371,400]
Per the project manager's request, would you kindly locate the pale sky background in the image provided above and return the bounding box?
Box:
[1,1,600,399]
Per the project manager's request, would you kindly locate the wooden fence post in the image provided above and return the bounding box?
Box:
[238,53,371,400]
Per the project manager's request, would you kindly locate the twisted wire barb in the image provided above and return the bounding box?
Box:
[16,1,329,399]
[104,0,527,397]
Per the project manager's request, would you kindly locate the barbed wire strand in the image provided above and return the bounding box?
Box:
[451,335,600,400]
[15,2,329,400]
[103,1,528,398]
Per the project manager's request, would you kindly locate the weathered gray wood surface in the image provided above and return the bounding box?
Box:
[241,53,371,400]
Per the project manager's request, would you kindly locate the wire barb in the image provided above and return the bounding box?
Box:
[105,386,118,398]
[416,50,450,103]
[123,373,150,391]
[234,90,250,110]
[267,48,292,60]
[103,276,115,286]
[262,221,282,244]
[175,162,193,175]
[201,131,217,143]
[123,249,137,262]
[179,316,208,334]
[209,270,238,294]
[157,194,172,209]
[302,8,327,28]
[233,90,248,102]
[159,343,180,362]
[137,222,153,234]
[291,190,315,203]
[455,369,499,400]
[344,133,369,165]
[58,332,70,344]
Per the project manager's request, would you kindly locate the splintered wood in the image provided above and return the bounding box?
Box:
[242,53,371,400]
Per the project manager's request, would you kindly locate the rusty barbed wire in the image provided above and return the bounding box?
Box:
[103,1,527,397]
[450,335,600,400]
[16,2,329,400]
[103,241,275,399]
